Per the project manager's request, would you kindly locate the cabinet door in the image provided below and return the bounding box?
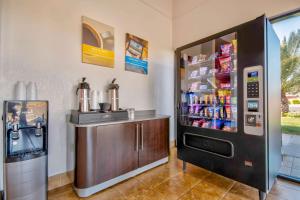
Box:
[138,118,169,167]
[95,122,139,184]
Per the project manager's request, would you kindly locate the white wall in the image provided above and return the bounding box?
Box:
[0,0,174,187]
[173,0,300,48]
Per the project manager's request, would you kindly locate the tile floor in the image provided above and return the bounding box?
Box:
[280,134,300,178]
[48,149,300,200]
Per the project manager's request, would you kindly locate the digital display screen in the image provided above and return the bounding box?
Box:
[247,71,258,82]
[247,100,259,112]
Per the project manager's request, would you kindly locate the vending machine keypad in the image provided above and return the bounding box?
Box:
[247,82,259,98]
[243,66,264,136]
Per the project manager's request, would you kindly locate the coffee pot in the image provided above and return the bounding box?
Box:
[76,77,90,112]
[107,78,119,111]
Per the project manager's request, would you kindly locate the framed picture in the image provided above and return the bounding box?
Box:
[82,16,114,68]
[125,33,148,74]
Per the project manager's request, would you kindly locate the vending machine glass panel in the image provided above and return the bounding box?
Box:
[179,32,238,132]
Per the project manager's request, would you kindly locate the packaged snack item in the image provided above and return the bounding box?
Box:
[190,70,198,78]
[200,96,205,104]
[214,107,220,119]
[198,119,205,127]
[211,94,216,104]
[225,95,231,105]
[211,119,217,129]
[192,56,198,64]
[192,120,199,127]
[199,84,208,90]
[215,119,223,129]
[199,67,208,75]
[194,95,199,104]
[204,95,209,104]
[191,82,198,91]
[232,39,237,54]
[221,43,233,56]
[225,106,231,119]
[199,108,204,116]
[194,105,200,114]
[220,106,224,119]
[189,106,194,114]
[223,121,232,131]
[198,54,207,62]
[202,121,211,128]
[204,107,208,117]
[219,56,232,72]
[208,107,214,118]
[188,92,194,105]
[219,95,225,105]
[220,83,231,89]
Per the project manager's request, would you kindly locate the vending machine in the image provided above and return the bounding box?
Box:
[3,101,48,200]
[175,15,281,200]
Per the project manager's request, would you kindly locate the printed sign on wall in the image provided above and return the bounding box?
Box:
[125,33,148,75]
[82,16,115,68]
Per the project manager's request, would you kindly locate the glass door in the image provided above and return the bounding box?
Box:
[179,33,238,132]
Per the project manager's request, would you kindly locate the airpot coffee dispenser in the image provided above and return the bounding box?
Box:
[108,78,119,111]
[76,77,90,112]
[3,100,48,200]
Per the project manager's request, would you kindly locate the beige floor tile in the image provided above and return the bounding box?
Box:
[153,172,201,200]
[225,182,259,200]
[48,148,300,200]
[86,187,126,200]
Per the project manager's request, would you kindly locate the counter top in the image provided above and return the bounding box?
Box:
[71,114,170,127]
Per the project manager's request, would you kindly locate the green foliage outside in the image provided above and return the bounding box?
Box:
[281,30,300,113]
[282,116,300,135]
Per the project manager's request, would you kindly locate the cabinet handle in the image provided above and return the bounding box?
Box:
[140,123,144,151]
[136,124,139,151]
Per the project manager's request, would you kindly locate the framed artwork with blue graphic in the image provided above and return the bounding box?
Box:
[125,33,148,75]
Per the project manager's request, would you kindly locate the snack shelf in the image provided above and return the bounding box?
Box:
[181,114,235,120]
[187,103,237,107]
[190,88,237,93]
[187,60,214,68]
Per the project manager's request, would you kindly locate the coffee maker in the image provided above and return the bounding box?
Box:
[3,100,48,200]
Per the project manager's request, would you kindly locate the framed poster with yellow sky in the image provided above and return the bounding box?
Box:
[125,33,148,75]
[82,16,114,68]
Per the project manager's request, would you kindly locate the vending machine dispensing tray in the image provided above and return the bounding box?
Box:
[70,110,128,125]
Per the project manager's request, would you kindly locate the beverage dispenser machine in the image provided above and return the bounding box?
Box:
[3,101,48,200]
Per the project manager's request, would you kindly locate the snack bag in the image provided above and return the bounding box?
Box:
[220,106,224,119]
[208,107,214,118]
[225,95,231,105]
[225,106,231,119]
[221,43,233,56]
[232,40,237,54]
[214,107,220,119]
[194,105,200,114]
[223,121,232,131]
[192,120,199,127]
[219,56,232,72]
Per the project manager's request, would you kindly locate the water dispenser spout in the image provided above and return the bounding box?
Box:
[35,122,43,137]
[11,123,20,140]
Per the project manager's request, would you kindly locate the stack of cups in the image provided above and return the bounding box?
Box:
[14,81,38,100]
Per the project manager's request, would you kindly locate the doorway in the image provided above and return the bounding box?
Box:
[272,10,300,180]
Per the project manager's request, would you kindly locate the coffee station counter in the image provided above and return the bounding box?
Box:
[72,113,170,127]
[71,110,170,197]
